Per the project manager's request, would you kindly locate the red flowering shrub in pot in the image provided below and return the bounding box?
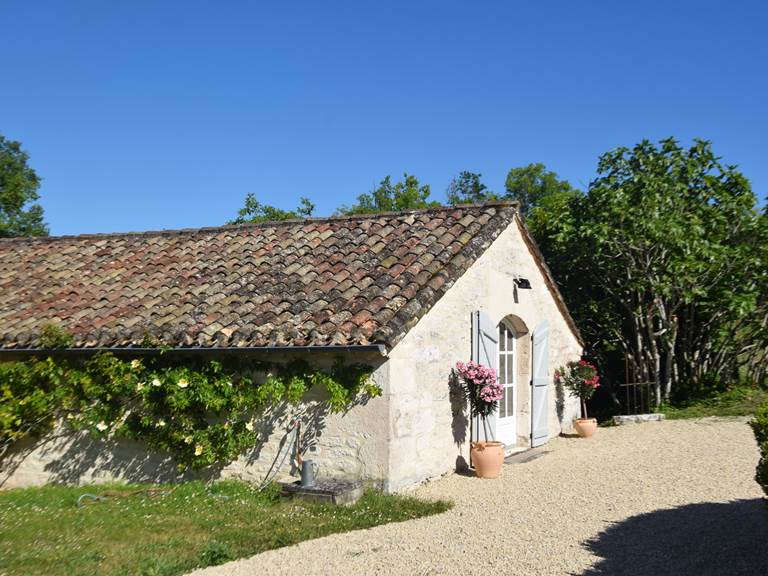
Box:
[556,360,601,438]
[455,361,505,478]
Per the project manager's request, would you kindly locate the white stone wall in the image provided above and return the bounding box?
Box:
[0,351,391,490]
[384,219,582,491]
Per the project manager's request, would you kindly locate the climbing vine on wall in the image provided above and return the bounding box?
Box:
[0,336,380,469]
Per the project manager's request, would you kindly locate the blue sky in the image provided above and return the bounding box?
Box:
[3,1,767,235]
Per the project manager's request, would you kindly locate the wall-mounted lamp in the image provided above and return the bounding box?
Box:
[514,277,532,289]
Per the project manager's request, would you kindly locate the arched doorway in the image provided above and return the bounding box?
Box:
[495,315,530,447]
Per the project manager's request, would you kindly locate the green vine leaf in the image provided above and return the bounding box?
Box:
[0,351,382,469]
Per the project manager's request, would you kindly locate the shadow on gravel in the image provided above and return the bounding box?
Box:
[579,499,768,576]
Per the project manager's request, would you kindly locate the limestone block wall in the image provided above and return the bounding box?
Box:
[0,350,390,490]
[385,219,582,491]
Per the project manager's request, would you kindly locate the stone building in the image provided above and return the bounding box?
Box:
[0,202,582,491]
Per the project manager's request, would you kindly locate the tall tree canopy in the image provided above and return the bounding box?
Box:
[446,171,498,205]
[446,165,576,219]
[533,138,766,405]
[229,194,315,224]
[504,163,576,217]
[0,134,47,237]
[337,174,439,215]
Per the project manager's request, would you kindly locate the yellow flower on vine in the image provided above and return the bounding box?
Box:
[96,421,108,432]
[157,419,166,427]
[245,421,254,432]
[152,378,162,387]
[194,445,203,456]
[130,359,142,370]
[177,379,189,388]
[183,435,193,444]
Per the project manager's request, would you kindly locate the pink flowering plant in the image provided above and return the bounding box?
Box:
[555,360,600,419]
[455,360,503,442]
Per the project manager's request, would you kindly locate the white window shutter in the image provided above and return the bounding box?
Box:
[471,310,498,442]
[531,320,550,447]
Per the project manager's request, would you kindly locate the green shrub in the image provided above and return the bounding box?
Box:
[750,398,768,497]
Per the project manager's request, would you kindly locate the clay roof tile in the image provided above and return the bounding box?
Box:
[0,202,519,350]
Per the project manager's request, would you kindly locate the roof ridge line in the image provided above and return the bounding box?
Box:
[0,201,519,243]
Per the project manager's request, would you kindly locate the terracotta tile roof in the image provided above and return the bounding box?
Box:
[0,203,520,350]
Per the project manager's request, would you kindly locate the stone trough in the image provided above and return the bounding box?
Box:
[280,479,363,506]
[612,413,666,425]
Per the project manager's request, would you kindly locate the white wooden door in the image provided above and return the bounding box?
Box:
[495,322,517,446]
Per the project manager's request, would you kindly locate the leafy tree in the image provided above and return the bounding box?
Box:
[446,171,498,205]
[505,163,576,217]
[445,165,578,219]
[337,174,440,215]
[0,134,48,237]
[524,178,581,250]
[537,138,765,405]
[229,194,315,224]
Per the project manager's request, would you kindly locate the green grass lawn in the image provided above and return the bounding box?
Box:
[659,386,768,420]
[0,481,451,576]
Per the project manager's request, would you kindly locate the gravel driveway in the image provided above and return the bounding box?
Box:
[189,417,767,575]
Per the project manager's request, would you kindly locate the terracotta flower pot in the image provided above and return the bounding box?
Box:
[574,418,598,438]
[471,441,505,478]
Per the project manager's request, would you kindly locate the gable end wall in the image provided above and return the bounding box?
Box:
[384,219,582,490]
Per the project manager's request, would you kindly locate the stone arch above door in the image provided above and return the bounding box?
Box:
[500,314,532,448]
